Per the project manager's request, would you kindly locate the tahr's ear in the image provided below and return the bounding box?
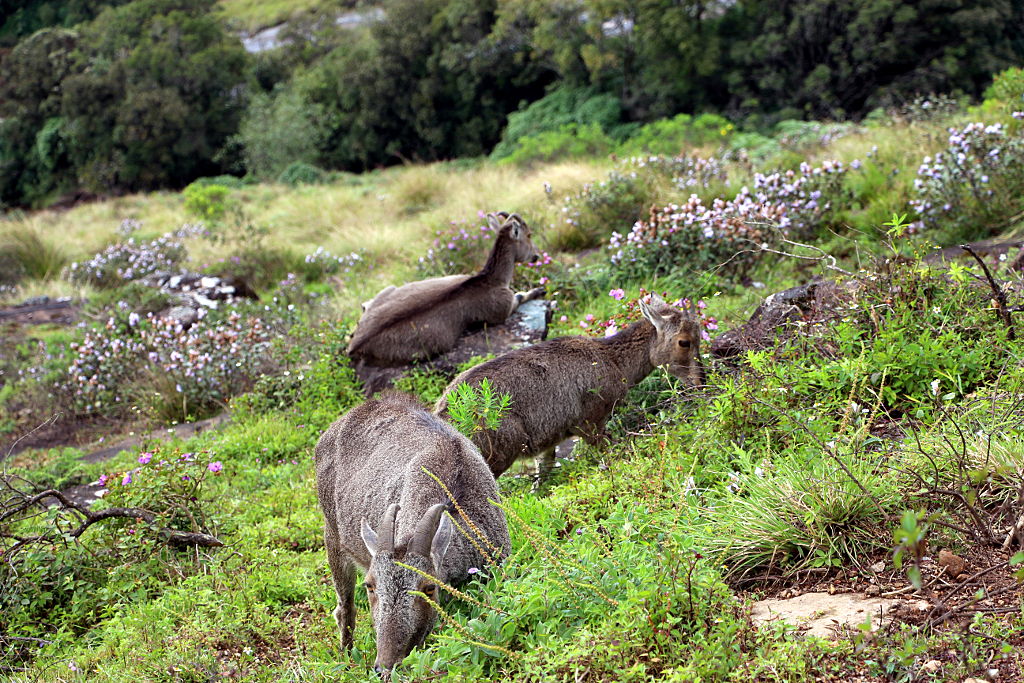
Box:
[430,513,453,569]
[486,212,505,231]
[361,518,378,557]
[639,299,666,333]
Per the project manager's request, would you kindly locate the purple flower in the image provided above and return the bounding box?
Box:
[468,567,480,575]
[121,472,132,486]
[97,474,108,486]
[207,461,223,473]
[609,288,626,300]
[138,453,152,465]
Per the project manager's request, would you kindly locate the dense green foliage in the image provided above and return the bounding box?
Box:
[0,0,248,207]
[2,0,1022,208]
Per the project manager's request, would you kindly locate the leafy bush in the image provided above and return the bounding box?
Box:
[618,113,734,156]
[230,320,363,428]
[236,88,326,180]
[207,246,307,294]
[98,448,224,538]
[277,161,328,186]
[500,122,615,166]
[553,153,730,251]
[491,86,624,160]
[773,119,855,150]
[979,67,1024,126]
[183,182,232,223]
[187,175,250,189]
[909,121,1024,240]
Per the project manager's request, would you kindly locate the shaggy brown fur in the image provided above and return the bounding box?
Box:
[347,212,544,366]
[434,295,706,482]
[314,392,510,673]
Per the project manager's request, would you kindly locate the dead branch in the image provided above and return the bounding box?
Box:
[1,486,223,561]
[961,244,1016,340]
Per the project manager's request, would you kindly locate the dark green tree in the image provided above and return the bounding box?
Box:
[305,0,553,170]
[0,27,80,206]
[721,0,1024,122]
[61,0,249,192]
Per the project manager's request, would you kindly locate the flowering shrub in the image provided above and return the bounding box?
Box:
[67,223,206,288]
[63,309,277,420]
[97,448,223,536]
[572,289,717,341]
[909,121,1024,240]
[773,120,855,149]
[607,161,849,282]
[303,246,364,279]
[555,153,730,251]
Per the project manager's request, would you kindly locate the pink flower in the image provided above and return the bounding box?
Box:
[138,453,152,465]
[97,474,108,486]
[559,315,568,322]
[604,325,618,337]
[208,461,223,473]
[609,288,625,300]
[579,321,588,328]
[539,276,549,285]
[585,314,595,321]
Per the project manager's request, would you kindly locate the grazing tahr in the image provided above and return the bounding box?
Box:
[347,212,545,366]
[314,392,510,674]
[434,294,706,482]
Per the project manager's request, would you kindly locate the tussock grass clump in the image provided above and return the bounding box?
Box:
[705,456,896,579]
[0,223,68,282]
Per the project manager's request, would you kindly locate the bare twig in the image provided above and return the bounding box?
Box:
[960,244,1016,340]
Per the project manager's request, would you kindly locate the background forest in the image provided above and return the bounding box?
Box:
[1,0,1023,208]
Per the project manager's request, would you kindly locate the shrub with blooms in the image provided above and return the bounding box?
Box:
[909,121,1024,240]
[98,448,223,537]
[556,153,730,249]
[303,246,364,279]
[62,309,276,419]
[608,161,849,282]
[66,224,207,288]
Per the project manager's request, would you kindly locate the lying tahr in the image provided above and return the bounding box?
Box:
[314,391,510,674]
[435,294,706,482]
[347,212,545,366]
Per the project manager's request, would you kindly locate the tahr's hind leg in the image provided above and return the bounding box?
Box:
[532,446,557,492]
